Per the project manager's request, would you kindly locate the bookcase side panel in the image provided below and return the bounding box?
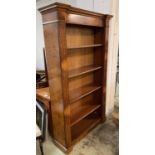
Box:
[42,12,66,146]
[58,8,72,147]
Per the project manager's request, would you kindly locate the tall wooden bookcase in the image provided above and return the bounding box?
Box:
[39,2,112,153]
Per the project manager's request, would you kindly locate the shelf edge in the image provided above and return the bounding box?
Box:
[71,104,101,126]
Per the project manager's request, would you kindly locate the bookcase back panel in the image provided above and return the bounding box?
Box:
[71,95,93,111]
[69,73,94,91]
[70,93,102,126]
[70,91,101,113]
[71,109,101,141]
[68,49,94,70]
[94,47,103,66]
[66,25,94,47]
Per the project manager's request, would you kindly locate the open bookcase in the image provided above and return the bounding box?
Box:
[39,2,112,153]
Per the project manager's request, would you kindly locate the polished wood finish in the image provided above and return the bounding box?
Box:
[71,103,101,126]
[68,65,102,78]
[43,21,66,146]
[68,48,94,71]
[39,2,112,153]
[36,87,50,102]
[69,84,102,103]
[67,13,103,27]
[67,44,102,49]
[36,87,52,135]
[71,110,101,142]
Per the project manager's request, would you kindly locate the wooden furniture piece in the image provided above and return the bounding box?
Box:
[36,87,50,111]
[39,2,112,153]
[36,87,52,135]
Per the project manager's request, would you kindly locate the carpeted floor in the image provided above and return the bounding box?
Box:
[36,117,119,155]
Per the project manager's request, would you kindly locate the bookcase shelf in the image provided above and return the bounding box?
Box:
[67,44,102,49]
[70,103,101,126]
[39,2,112,153]
[68,65,102,78]
[71,110,101,142]
[69,84,102,103]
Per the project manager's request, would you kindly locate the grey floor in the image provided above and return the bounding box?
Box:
[36,117,119,155]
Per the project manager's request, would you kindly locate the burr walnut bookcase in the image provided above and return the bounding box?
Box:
[39,2,112,153]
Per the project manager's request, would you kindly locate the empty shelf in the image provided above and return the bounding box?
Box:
[67,44,102,49]
[69,84,102,103]
[71,104,101,126]
[71,112,101,141]
[69,65,102,78]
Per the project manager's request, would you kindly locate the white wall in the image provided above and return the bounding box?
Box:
[36,10,45,70]
[94,0,112,13]
[76,0,93,11]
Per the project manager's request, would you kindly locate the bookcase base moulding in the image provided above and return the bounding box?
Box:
[39,2,112,153]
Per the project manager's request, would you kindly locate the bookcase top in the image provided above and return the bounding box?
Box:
[38,2,112,18]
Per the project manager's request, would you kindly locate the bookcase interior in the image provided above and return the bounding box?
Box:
[66,24,103,142]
